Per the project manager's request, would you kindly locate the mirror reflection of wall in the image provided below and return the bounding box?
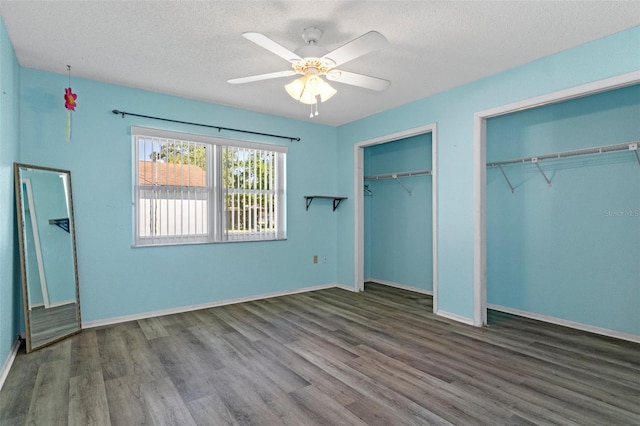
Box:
[15,164,82,352]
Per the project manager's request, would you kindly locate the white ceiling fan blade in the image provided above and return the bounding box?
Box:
[326,70,390,91]
[242,32,302,63]
[322,31,388,67]
[228,70,297,84]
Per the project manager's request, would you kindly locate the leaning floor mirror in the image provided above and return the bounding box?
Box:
[14,163,82,353]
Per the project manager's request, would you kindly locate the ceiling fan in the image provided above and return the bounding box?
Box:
[228,27,390,117]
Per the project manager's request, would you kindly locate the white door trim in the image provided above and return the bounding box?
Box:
[473,70,640,326]
[353,123,438,312]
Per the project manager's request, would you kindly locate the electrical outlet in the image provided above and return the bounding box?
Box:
[313,255,318,264]
[323,256,327,264]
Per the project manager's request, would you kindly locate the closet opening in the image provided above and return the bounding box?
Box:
[353,123,438,313]
[474,72,640,342]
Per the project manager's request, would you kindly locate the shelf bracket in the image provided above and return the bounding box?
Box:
[332,198,344,211]
[392,174,412,196]
[532,158,551,187]
[497,164,515,193]
[49,218,70,233]
[630,143,640,167]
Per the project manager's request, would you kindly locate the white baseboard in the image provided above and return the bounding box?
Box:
[365,278,433,295]
[367,279,473,326]
[435,309,475,326]
[488,303,640,344]
[0,338,21,392]
[82,283,342,329]
[334,283,357,292]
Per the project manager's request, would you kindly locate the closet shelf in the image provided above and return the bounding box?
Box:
[487,141,639,193]
[364,169,431,196]
[304,195,347,211]
[364,169,432,180]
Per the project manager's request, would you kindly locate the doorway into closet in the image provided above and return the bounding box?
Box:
[474,73,640,342]
[353,123,438,313]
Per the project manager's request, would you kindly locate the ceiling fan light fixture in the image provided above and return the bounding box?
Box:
[317,78,337,102]
[306,75,322,94]
[285,74,336,106]
[284,75,308,100]
[299,90,317,105]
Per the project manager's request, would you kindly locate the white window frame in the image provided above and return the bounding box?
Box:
[132,126,287,247]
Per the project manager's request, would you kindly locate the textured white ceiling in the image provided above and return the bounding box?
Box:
[0,1,638,126]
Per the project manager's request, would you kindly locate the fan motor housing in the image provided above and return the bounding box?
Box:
[294,45,329,60]
[301,27,323,44]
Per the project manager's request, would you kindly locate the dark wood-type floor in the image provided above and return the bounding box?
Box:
[1,283,639,425]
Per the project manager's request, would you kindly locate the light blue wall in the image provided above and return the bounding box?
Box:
[19,68,339,323]
[337,26,640,320]
[0,17,21,371]
[486,85,640,336]
[364,134,433,291]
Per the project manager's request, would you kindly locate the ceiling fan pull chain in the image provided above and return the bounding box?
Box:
[309,103,313,118]
[315,102,319,117]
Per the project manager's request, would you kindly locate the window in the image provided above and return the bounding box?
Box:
[133,127,286,246]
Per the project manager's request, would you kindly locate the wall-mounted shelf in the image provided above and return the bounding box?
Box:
[304,195,347,211]
[49,218,70,233]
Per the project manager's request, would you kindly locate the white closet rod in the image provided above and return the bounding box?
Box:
[487,141,639,193]
[486,141,639,168]
[364,169,432,180]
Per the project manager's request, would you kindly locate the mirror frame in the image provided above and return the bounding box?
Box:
[14,163,82,352]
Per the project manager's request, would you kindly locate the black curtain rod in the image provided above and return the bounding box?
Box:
[112,109,301,142]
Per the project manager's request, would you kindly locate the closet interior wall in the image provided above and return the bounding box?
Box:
[486,84,640,338]
[364,134,433,294]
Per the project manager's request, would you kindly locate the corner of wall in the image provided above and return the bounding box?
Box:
[0,337,20,391]
[0,15,23,385]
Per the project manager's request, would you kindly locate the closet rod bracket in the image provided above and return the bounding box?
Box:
[630,143,640,167]
[532,158,552,187]
[392,174,412,196]
[497,164,515,193]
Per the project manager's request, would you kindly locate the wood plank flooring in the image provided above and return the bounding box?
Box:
[1,283,639,425]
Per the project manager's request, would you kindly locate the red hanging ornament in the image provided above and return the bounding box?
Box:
[64,65,77,142]
[64,87,77,111]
